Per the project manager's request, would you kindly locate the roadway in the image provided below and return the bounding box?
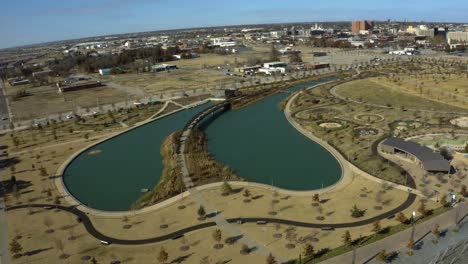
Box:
[0,59,385,133]
[0,81,11,127]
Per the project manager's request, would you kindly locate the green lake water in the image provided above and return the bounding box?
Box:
[63,78,342,211]
[63,104,210,211]
[204,79,342,190]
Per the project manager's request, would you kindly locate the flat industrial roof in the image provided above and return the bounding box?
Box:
[382,137,451,172]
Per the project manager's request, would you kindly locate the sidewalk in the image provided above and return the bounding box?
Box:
[321,202,468,264]
[367,219,467,264]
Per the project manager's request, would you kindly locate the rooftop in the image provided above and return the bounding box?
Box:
[382,137,451,172]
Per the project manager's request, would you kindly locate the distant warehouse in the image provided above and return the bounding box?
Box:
[304,63,330,70]
[57,81,104,93]
[151,64,177,73]
[381,137,451,173]
[234,65,261,74]
[9,78,30,86]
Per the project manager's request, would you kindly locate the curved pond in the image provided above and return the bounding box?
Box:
[204,79,342,190]
[63,78,342,211]
[63,104,211,211]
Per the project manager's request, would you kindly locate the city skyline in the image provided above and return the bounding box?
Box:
[1,0,468,49]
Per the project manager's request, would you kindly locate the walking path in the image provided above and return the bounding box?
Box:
[321,201,468,264]
[149,101,170,119]
[373,220,468,264]
[177,102,282,261]
[9,132,115,156]
[6,194,418,246]
[3,78,450,263]
[284,83,426,199]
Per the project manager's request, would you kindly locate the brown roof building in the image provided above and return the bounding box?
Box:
[351,20,374,34]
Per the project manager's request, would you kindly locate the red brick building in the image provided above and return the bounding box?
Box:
[351,20,374,34]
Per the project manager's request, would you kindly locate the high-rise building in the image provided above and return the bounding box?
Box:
[351,20,374,34]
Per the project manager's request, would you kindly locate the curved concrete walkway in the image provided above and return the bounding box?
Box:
[53,101,205,217]
[285,81,428,199]
[5,192,416,246]
[284,81,353,194]
[177,102,283,261]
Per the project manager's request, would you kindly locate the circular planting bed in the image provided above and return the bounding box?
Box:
[354,127,379,137]
[319,122,342,129]
[450,117,468,128]
[394,126,408,135]
[354,113,384,123]
[293,108,342,121]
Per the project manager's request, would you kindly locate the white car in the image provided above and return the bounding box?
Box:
[66,114,74,119]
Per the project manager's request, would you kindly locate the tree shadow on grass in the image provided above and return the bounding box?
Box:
[23,247,53,256]
[231,187,243,194]
[0,179,33,197]
[170,253,194,264]
[252,194,263,200]
[0,156,20,169]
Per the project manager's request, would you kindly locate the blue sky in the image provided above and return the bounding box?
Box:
[1,0,467,49]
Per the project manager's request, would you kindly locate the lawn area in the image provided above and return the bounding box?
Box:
[4,81,131,120]
[368,75,468,110]
[333,78,467,112]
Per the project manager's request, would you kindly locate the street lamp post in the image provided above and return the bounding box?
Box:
[410,211,416,243]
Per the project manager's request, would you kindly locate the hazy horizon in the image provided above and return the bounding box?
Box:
[1,0,468,49]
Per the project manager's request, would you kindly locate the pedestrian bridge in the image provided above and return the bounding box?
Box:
[182,101,231,131]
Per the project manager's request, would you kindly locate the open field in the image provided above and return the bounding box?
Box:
[97,50,270,95]
[3,60,466,263]
[333,78,467,112]
[4,81,133,120]
[7,207,266,264]
[367,75,468,109]
[1,96,442,263]
[292,75,468,185]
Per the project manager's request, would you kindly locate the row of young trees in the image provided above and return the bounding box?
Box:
[51,46,180,75]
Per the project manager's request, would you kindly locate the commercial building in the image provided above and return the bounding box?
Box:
[258,62,288,74]
[381,137,451,173]
[57,81,104,93]
[151,64,177,73]
[447,31,468,44]
[303,63,330,70]
[269,31,287,38]
[234,65,262,74]
[9,78,30,86]
[32,70,51,80]
[351,20,374,34]
[99,68,112,76]
[211,37,237,47]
